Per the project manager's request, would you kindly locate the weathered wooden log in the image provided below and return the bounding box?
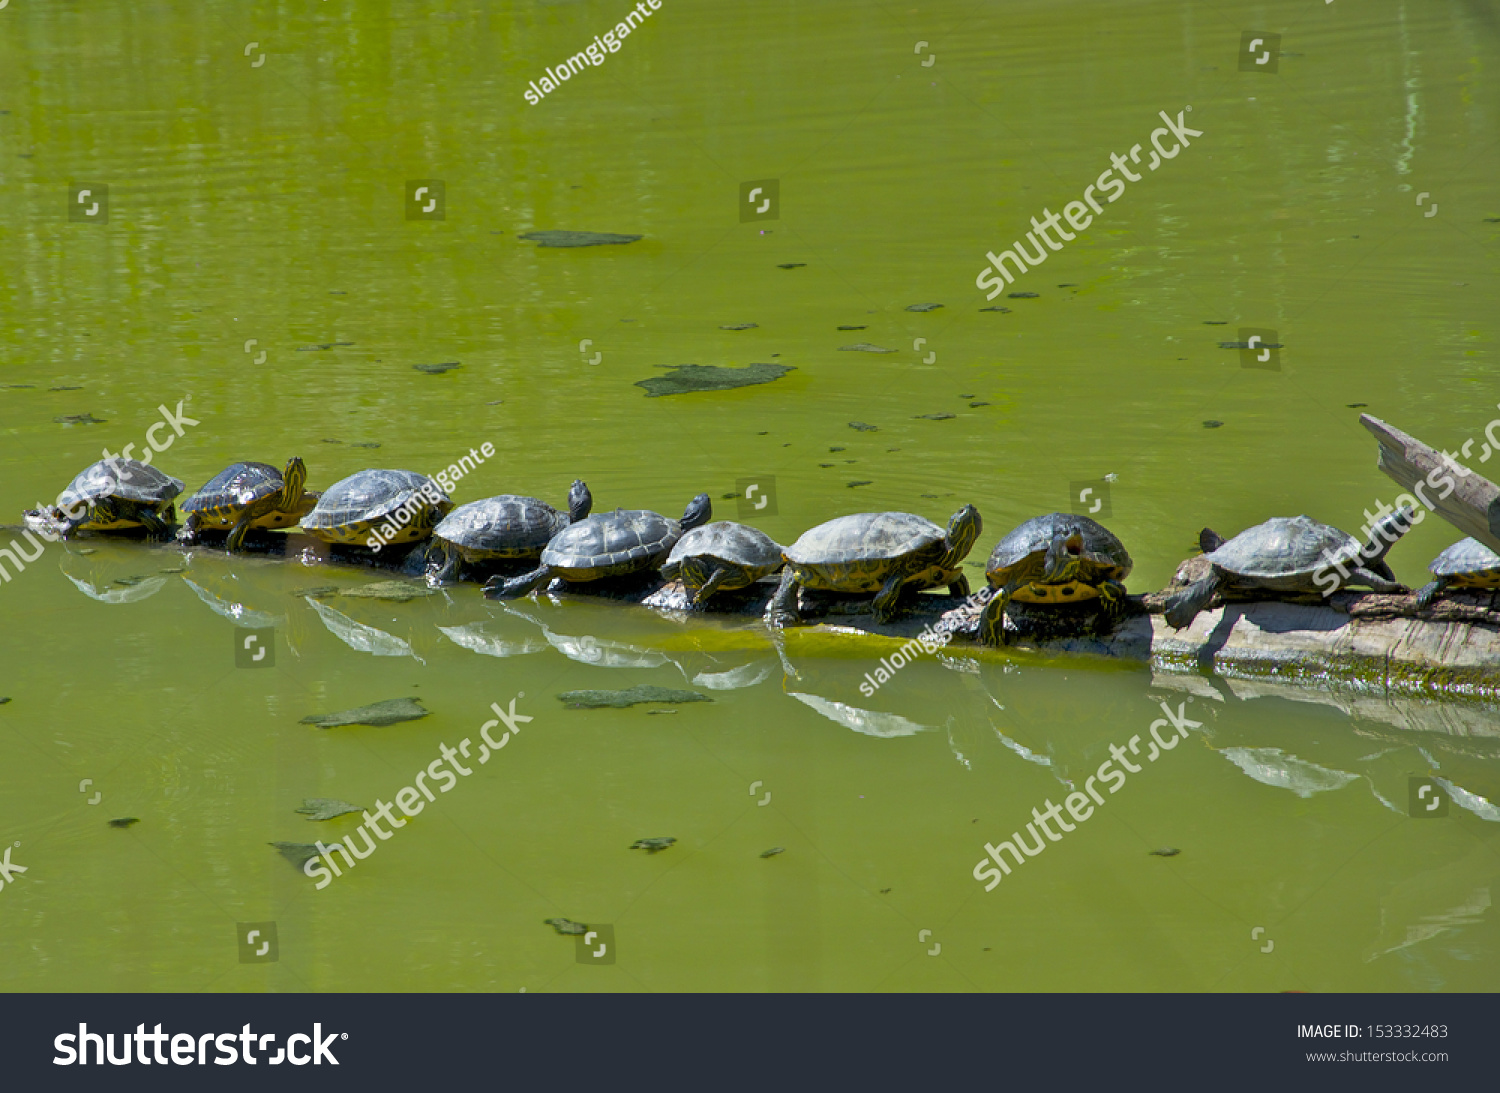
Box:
[1360,413,1500,553]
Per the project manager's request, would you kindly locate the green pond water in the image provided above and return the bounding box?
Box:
[2,0,1499,992]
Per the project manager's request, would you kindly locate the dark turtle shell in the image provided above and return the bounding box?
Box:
[299,468,451,544]
[1207,516,1359,580]
[663,521,784,574]
[542,508,683,579]
[1430,538,1500,578]
[432,480,589,561]
[435,495,570,560]
[183,462,285,522]
[986,513,1132,586]
[60,459,183,508]
[661,521,784,596]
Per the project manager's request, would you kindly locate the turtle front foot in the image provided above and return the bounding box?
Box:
[764,609,800,630]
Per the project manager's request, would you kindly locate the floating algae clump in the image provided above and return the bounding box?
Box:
[299,697,430,727]
[557,685,711,709]
[635,363,793,398]
[518,230,642,247]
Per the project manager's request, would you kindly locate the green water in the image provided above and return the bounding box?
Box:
[2,0,1498,992]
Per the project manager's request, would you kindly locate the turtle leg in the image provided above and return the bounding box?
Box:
[764,568,802,629]
[225,513,254,553]
[947,573,971,597]
[1162,572,1222,630]
[1345,566,1407,595]
[675,556,710,601]
[138,508,171,541]
[1095,579,1130,634]
[871,570,910,623]
[177,511,201,545]
[427,541,461,586]
[978,579,1022,646]
[689,565,731,608]
[1414,577,1448,610]
[484,565,553,600]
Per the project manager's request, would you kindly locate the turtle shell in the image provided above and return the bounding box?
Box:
[1430,538,1500,577]
[542,508,682,578]
[59,459,183,508]
[300,469,451,543]
[783,512,948,591]
[182,462,284,523]
[434,495,570,560]
[664,521,784,572]
[787,512,944,566]
[1208,516,1359,580]
[986,513,1132,585]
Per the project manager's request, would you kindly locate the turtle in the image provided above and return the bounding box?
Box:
[485,493,713,598]
[977,513,1133,645]
[1414,538,1500,608]
[298,469,452,548]
[179,457,314,551]
[1162,509,1414,630]
[43,458,184,539]
[764,505,982,627]
[659,520,785,605]
[423,480,592,584]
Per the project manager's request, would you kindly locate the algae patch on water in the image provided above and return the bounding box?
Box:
[300,697,430,727]
[518,230,642,247]
[558,685,711,708]
[635,363,794,398]
[295,798,365,821]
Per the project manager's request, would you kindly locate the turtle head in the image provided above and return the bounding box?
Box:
[1042,526,1086,583]
[681,492,713,531]
[280,457,307,508]
[567,480,592,523]
[941,504,982,568]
